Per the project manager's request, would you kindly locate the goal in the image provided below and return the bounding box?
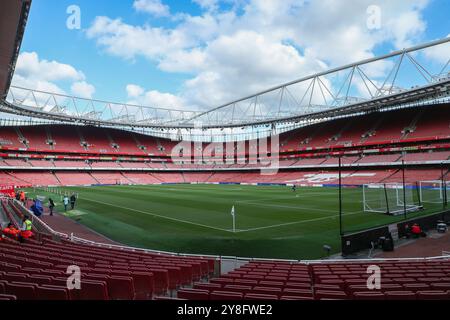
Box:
[419,180,449,204]
[363,183,422,216]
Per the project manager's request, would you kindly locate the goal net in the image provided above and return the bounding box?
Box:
[363,183,422,216]
[419,180,449,204]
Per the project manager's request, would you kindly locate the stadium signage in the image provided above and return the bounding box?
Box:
[0,186,14,194]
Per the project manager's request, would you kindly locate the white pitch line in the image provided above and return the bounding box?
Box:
[131,184,246,191]
[235,191,344,204]
[70,186,365,234]
[238,201,345,214]
[236,188,364,203]
[235,211,363,233]
[78,197,233,233]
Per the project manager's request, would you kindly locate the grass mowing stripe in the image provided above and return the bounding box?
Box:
[235,193,334,204]
[237,210,363,233]
[239,201,356,214]
[28,184,441,259]
[79,196,233,233]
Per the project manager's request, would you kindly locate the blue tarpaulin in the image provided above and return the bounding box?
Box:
[30,199,44,217]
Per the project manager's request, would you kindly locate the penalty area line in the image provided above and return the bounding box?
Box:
[235,211,363,234]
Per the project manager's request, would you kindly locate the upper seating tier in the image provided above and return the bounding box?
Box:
[0,104,448,158]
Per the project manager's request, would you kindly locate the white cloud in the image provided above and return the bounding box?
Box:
[126,84,145,98]
[11,75,66,95]
[86,0,432,110]
[192,0,219,11]
[86,16,190,61]
[11,52,96,105]
[385,10,427,49]
[158,48,207,73]
[71,81,96,99]
[126,85,185,110]
[422,34,450,65]
[15,52,85,82]
[183,30,326,106]
[133,0,170,17]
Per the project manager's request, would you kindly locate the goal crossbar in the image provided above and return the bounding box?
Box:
[363,183,422,216]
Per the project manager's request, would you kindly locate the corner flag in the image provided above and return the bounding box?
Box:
[231,206,236,232]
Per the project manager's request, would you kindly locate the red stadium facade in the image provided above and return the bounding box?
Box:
[0,104,449,188]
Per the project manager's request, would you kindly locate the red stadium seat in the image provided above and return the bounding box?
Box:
[5,283,36,300]
[259,281,285,289]
[194,283,223,292]
[28,275,53,286]
[77,280,109,300]
[235,279,258,287]
[315,290,348,300]
[177,289,210,300]
[210,291,243,300]
[384,291,417,300]
[165,266,181,290]
[285,282,312,290]
[148,269,169,295]
[4,272,27,282]
[252,286,282,298]
[106,276,135,300]
[280,295,313,300]
[154,296,187,300]
[131,272,154,300]
[177,264,194,285]
[222,285,252,294]
[379,284,404,292]
[244,293,278,300]
[0,294,17,300]
[353,292,385,300]
[282,288,313,298]
[36,286,69,300]
[416,291,450,300]
[314,284,342,291]
[430,283,450,291]
[403,283,431,292]
[210,278,234,286]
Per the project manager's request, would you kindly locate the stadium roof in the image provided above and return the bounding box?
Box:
[0,1,449,130]
[0,0,31,100]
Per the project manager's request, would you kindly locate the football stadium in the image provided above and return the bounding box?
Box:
[1,0,450,303]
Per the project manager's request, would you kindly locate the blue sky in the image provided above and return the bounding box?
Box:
[12,0,450,111]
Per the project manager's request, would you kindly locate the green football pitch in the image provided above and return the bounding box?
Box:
[25,184,444,260]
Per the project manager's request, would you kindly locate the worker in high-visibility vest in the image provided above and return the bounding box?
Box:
[19,216,33,241]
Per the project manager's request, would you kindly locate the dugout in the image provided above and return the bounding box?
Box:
[341,209,450,256]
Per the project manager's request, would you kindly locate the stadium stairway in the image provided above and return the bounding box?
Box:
[0,199,216,300]
[0,236,216,300]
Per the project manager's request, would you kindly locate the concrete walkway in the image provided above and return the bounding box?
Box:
[40,211,118,245]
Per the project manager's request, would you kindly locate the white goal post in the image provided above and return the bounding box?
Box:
[419,180,449,204]
[363,183,422,216]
